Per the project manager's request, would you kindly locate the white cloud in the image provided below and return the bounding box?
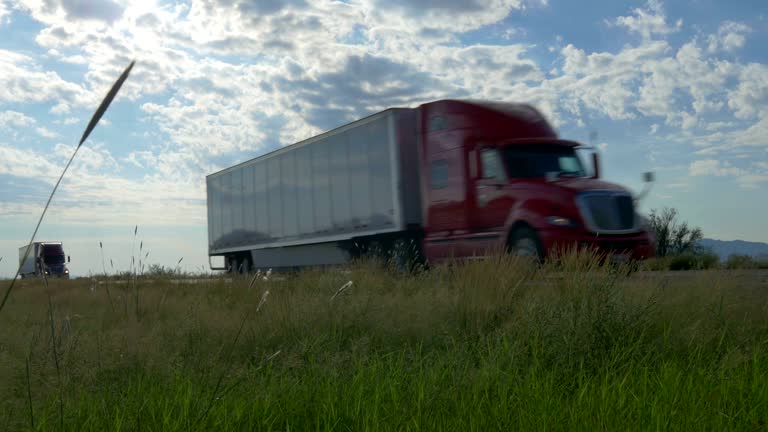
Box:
[502,28,519,40]
[0,110,35,128]
[707,21,751,53]
[688,158,768,189]
[50,102,70,114]
[36,126,59,138]
[735,175,768,189]
[362,0,524,33]
[689,159,743,177]
[680,111,698,130]
[556,41,671,120]
[61,54,88,64]
[687,112,768,152]
[0,142,205,227]
[704,121,735,131]
[728,64,768,120]
[0,143,60,182]
[0,48,91,106]
[124,151,157,169]
[610,0,682,41]
[14,0,124,25]
[0,2,11,24]
[54,143,118,172]
[635,41,737,128]
[5,0,756,162]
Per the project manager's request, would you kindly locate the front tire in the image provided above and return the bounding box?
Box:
[508,227,545,263]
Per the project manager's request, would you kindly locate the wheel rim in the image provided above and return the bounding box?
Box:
[514,238,538,257]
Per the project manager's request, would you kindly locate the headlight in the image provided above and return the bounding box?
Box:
[65,270,69,274]
[547,216,575,227]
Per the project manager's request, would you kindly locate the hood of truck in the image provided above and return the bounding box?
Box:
[549,177,629,194]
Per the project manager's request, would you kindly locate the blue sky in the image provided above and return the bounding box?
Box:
[0,0,766,277]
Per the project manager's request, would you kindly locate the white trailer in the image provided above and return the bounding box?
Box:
[206,108,423,272]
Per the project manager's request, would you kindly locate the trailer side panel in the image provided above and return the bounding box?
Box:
[207,109,419,256]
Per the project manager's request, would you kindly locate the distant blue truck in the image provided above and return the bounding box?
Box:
[18,242,71,279]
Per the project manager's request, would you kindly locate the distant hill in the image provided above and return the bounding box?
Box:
[697,238,768,260]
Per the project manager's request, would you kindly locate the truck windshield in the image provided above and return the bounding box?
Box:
[44,255,66,265]
[42,244,65,265]
[501,144,586,178]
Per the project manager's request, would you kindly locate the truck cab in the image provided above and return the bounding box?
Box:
[418,100,655,263]
[19,242,71,279]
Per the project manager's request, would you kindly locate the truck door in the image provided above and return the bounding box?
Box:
[422,147,472,261]
[426,148,467,232]
[473,147,515,235]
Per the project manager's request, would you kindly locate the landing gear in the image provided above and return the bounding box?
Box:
[227,253,253,275]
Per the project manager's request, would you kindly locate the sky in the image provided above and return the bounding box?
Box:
[0,0,766,277]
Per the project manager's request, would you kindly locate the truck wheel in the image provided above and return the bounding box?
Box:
[508,227,544,263]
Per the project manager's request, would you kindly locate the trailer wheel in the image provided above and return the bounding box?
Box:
[508,227,544,263]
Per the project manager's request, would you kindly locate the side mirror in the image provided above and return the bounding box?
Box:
[591,153,600,179]
[643,171,655,183]
[635,171,655,204]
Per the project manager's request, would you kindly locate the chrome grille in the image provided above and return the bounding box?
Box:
[577,192,637,233]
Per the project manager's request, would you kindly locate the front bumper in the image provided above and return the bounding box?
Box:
[538,227,655,261]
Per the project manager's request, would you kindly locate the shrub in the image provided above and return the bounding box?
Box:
[696,250,719,269]
[647,207,703,257]
[666,251,719,271]
[640,256,672,271]
[669,254,697,271]
[725,254,768,269]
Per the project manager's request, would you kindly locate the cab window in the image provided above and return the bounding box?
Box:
[480,149,506,182]
[430,160,449,189]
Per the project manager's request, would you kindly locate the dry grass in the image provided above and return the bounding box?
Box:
[1,251,767,430]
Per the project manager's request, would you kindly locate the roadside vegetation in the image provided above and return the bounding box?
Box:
[641,206,768,271]
[1,249,767,431]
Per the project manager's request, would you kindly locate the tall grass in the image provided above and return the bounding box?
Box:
[1,250,767,430]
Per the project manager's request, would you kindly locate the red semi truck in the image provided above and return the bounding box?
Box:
[206,99,655,272]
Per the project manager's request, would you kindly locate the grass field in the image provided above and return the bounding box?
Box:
[1,251,767,431]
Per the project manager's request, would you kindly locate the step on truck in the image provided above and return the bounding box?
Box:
[206,99,655,272]
[19,241,71,278]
